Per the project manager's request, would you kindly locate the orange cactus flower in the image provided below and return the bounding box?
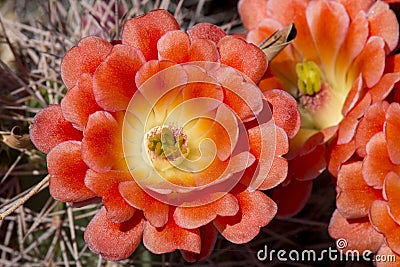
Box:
[328,100,400,263]
[239,0,400,217]
[29,10,300,261]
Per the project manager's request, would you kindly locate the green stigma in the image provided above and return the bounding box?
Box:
[296,60,322,95]
[147,126,187,161]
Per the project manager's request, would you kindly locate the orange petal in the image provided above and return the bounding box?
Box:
[263,89,301,139]
[119,181,169,228]
[246,18,282,45]
[370,200,400,255]
[258,156,288,190]
[337,92,371,145]
[60,74,102,130]
[61,36,112,89]
[189,38,219,62]
[266,0,317,61]
[327,139,355,178]
[217,66,264,122]
[157,30,190,63]
[349,36,385,88]
[363,132,400,188]
[355,101,388,157]
[238,0,268,30]
[337,162,383,218]
[143,211,201,254]
[187,23,226,44]
[30,105,83,154]
[338,0,374,19]
[218,35,267,84]
[182,64,224,102]
[246,121,281,191]
[272,179,312,218]
[122,9,179,60]
[214,190,277,243]
[135,59,177,88]
[85,170,135,223]
[81,111,122,173]
[368,1,399,53]
[93,44,146,111]
[306,0,349,78]
[174,193,239,229]
[335,13,368,82]
[370,72,400,104]
[328,209,384,253]
[84,207,144,261]
[384,172,400,224]
[180,223,218,262]
[47,141,95,202]
[342,75,363,116]
[385,103,400,165]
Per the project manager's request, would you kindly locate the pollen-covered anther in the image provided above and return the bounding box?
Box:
[145,125,189,170]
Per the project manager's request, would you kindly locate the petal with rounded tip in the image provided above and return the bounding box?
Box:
[61,36,112,89]
[157,30,190,63]
[84,207,144,261]
[61,74,102,130]
[349,36,385,88]
[143,212,201,254]
[336,12,368,81]
[47,141,95,202]
[328,139,355,178]
[328,209,383,253]
[337,162,382,218]
[189,39,219,62]
[85,170,135,223]
[81,111,123,173]
[306,0,349,77]
[363,132,400,189]
[174,193,239,229]
[355,101,388,157]
[218,36,267,84]
[384,172,400,224]
[385,103,400,165]
[368,0,399,53]
[266,0,317,61]
[263,89,301,139]
[238,0,268,30]
[93,45,146,112]
[119,181,169,228]
[370,200,400,255]
[369,73,400,104]
[214,190,276,243]
[122,9,179,60]
[187,23,226,44]
[30,105,83,154]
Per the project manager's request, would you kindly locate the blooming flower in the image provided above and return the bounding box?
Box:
[30,9,300,261]
[328,99,400,265]
[239,0,400,217]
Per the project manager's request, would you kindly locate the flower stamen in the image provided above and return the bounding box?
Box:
[296,60,322,96]
[146,125,188,165]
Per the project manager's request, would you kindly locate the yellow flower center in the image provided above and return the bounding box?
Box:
[145,125,189,171]
[296,60,322,96]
